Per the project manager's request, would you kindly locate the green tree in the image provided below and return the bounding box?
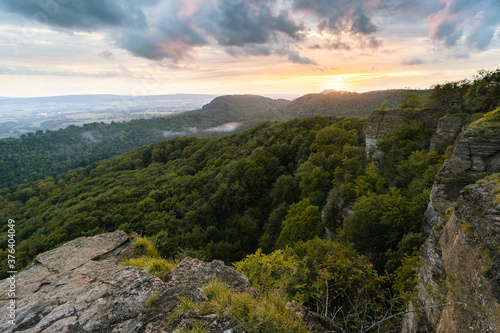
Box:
[277,199,323,248]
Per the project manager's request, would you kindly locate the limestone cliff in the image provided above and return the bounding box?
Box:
[363,108,444,153]
[404,177,500,332]
[0,231,336,333]
[422,115,500,233]
[405,113,500,332]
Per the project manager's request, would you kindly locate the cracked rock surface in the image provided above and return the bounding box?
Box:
[1,231,334,332]
[0,231,253,332]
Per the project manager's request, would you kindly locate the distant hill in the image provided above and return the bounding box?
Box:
[279,90,404,118]
[0,95,288,189]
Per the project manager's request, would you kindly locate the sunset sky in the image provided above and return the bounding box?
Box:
[0,0,499,98]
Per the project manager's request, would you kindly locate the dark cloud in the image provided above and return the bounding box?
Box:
[326,41,351,51]
[450,53,469,59]
[197,0,303,47]
[276,48,317,65]
[430,20,462,47]
[0,0,150,31]
[351,9,378,34]
[226,45,273,57]
[401,58,425,66]
[293,0,378,36]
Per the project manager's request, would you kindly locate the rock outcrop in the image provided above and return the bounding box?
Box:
[406,111,500,332]
[0,231,336,333]
[422,116,500,233]
[404,178,500,332]
[363,108,444,154]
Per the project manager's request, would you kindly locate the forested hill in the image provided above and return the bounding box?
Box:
[0,112,446,329]
[1,113,438,277]
[0,90,404,189]
[280,89,407,117]
[0,95,287,189]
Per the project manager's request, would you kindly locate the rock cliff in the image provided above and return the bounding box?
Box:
[404,177,500,332]
[404,113,500,332]
[363,108,444,153]
[422,115,500,233]
[0,231,336,333]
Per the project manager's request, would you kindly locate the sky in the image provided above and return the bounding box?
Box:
[0,0,499,98]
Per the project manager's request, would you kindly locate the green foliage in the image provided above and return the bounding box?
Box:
[277,199,323,248]
[427,80,470,112]
[177,324,210,333]
[465,69,500,112]
[201,279,308,332]
[123,236,177,281]
[397,89,428,109]
[132,235,159,258]
[482,106,500,122]
[378,100,388,112]
[282,90,403,118]
[392,250,420,300]
[426,68,500,114]
[342,188,420,270]
[234,248,299,293]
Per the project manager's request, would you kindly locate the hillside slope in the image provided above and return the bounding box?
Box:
[0,95,287,189]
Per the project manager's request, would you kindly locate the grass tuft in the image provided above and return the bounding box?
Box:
[123,235,178,281]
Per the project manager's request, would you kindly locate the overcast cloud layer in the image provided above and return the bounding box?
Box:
[1,0,499,64]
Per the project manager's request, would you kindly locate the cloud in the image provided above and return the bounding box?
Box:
[204,122,241,132]
[99,50,115,60]
[427,0,500,50]
[401,58,425,66]
[326,41,351,51]
[293,0,378,35]
[284,50,317,65]
[0,66,119,77]
[0,0,151,30]
[196,1,303,46]
[449,53,469,59]
[226,45,273,57]
[1,0,499,66]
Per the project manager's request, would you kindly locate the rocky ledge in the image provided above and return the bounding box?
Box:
[0,231,335,333]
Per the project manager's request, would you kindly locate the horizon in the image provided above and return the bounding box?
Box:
[0,1,499,98]
[0,88,407,100]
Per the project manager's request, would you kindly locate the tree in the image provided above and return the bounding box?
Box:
[277,199,323,248]
[465,68,500,112]
[398,88,426,109]
[427,80,470,112]
[342,188,418,270]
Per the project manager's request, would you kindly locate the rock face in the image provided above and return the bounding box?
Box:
[404,179,500,332]
[422,118,500,233]
[429,113,466,150]
[0,231,252,333]
[0,231,335,333]
[363,108,444,154]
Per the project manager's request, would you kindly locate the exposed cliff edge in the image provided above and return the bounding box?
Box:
[404,176,500,332]
[0,231,337,333]
[422,115,500,233]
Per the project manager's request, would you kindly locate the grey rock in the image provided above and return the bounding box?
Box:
[0,231,333,332]
[408,181,500,332]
